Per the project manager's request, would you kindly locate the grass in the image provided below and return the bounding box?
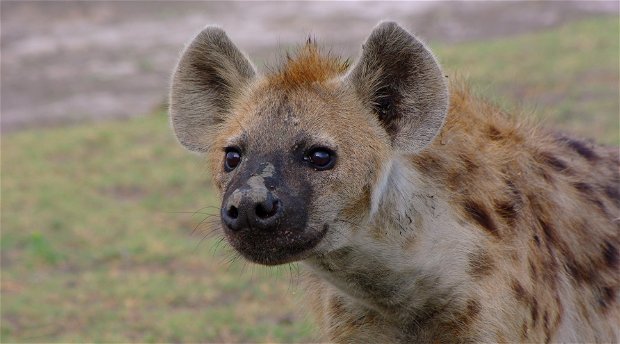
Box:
[1,17,618,343]
[437,17,619,145]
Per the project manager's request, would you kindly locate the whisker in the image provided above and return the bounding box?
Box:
[209,236,226,256]
[240,259,250,275]
[192,215,221,236]
[166,211,218,216]
[192,231,212,253]
[288,263,297,292]
[225,252,241,267]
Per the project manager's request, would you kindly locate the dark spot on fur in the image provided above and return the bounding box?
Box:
[458,153,479,173]
[603,241,618,268]
[604,184,620,205]
[529,195,569,256]
[539,152,568,173]
[521,322,529,340]
[598,287,615,311]
[407,281,454,331]
[495,201,518,226]
[529,260,538,280]
[573,182,608,215]
[530,298,539,325]
[593,199,607,216]
[511,279,527,302]
[329,295,346,314]
[612,169,620,184]
[349,267,404,306]
[495,181,523,226]
[466,299,481,317]
[489,126,502,140]
[559,136,598,161]
[509,251,519,262]
[317,247,352,272]
[533,234,541,247]
[541,257,559,284]
[539,217,557,245]
[506,180,523,201]
[468,250,495,279]
[506,180,518,192]
[412,153,443,177]
[566,258,592,284]
[443,299,481,336]
[554,298,563,324]
[573,182,593,195]
[318,260,335,272]
[464,200,499,237]
[543,311,550,343]
[537,167,554,183]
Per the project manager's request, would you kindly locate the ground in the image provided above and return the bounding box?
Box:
[1,2,619,343]
[0,1,617,131]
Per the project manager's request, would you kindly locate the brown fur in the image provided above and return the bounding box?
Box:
[268,41,350,89]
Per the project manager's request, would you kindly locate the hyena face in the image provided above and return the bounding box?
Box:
[170,23,448,265]
[203,85,391,265]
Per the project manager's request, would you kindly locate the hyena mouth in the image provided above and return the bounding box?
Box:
[217,158,322,265]
[224,223,329,265]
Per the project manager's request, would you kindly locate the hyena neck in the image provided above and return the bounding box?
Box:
[306,157,478,322]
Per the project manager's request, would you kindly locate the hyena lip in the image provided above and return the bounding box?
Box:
[224,224,329,266]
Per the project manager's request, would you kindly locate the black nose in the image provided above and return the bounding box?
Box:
[221,189,282,231]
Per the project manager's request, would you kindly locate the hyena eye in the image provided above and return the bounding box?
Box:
[224,148,241,171]
[304,148,336,170]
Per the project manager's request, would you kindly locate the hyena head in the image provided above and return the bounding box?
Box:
[170,22,448,265]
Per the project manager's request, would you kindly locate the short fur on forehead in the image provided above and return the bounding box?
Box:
[267,40,350,89]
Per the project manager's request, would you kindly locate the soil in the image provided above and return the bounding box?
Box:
[1,1,617,132]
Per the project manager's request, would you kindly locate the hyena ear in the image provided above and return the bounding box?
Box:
[346,22,449,153]
[169,27,256,152]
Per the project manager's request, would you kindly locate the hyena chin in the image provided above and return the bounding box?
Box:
[170,22,619,342]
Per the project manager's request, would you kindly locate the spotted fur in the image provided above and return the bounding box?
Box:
[170,22,619,342]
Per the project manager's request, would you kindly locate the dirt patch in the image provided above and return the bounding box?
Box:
[1,1,617,132]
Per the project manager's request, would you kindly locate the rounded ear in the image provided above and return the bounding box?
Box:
[346,22,449,153]
[169,27,256,152]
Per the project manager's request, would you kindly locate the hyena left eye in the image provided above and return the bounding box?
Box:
[224,148,241,171]
[304,148,336,170]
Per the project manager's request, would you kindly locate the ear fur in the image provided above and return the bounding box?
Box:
[346,22,449,153]
[169,27,256,152]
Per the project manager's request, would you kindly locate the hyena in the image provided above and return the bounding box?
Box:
[169,22,619,342]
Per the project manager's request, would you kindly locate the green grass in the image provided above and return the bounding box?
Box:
[437,17,619,145]
[1,17,618,343]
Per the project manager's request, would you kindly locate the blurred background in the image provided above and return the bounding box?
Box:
[1,1,618,342]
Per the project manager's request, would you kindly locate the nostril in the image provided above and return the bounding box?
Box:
[226,205,239,219]
[255,200,279,219]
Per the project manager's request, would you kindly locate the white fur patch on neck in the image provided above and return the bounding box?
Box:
[369,155,417,221]
[368,153,426,227]
[370,157,394,218]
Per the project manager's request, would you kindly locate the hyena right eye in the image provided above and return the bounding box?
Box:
[304,147,336,170]
[224,148,241,171]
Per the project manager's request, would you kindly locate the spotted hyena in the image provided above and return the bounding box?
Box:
[169,22,619,342]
